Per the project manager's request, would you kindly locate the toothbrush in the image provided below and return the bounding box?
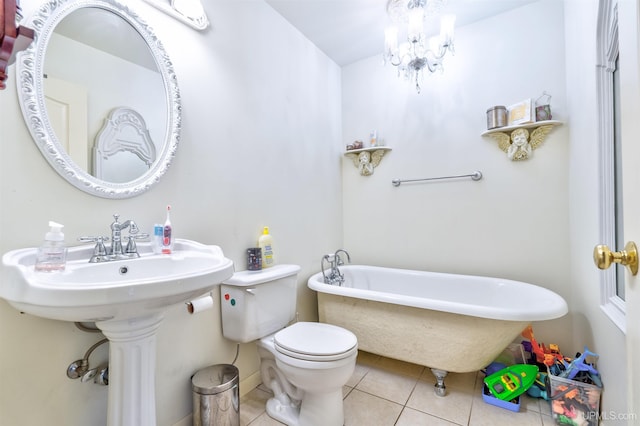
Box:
[162,205,172,254]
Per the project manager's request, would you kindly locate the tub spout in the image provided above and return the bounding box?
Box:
[334,249,351,265]
[431,369,448,397]
[321,249,351,286]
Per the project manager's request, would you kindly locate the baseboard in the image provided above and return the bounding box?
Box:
[240,369,262,396]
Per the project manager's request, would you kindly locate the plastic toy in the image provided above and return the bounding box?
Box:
[521,325,566,366]
[559,346,602,387]
[484,364,538,401]
[526,371,549,400]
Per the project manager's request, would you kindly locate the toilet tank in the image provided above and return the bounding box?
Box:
[220,264,301,343]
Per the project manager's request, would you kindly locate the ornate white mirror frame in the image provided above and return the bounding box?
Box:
[16,0,181,198]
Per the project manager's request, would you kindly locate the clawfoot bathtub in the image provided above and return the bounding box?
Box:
[307,265,567,396]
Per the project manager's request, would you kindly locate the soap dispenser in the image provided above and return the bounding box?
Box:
[34,221,67,272]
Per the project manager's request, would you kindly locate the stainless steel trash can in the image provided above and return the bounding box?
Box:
[192,364,239,426]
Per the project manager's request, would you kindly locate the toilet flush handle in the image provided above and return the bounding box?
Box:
[245,288,256,295]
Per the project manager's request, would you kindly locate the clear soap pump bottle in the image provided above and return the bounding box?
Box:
[34,221,67,272]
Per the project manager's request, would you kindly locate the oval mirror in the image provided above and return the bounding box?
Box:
[16,0,180,198]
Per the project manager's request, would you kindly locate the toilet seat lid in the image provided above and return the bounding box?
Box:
[274,322,357,361]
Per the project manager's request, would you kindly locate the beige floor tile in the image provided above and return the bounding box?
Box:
[407,380,473,425]
[343,389,403,426]
[469,394,544,426]
[539,398,552,416]
[240,387,274,426]
[521,393,543,413]
[355,367,419,405]
[419,369,478,392]
[245,411,286,426]
[343,385,354,398]
[346,363,371,388]
[542,414,557,426]
[396,407,462,425]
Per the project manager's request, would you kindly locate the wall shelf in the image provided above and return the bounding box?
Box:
[481,120,563,161]
[344,147,392,176]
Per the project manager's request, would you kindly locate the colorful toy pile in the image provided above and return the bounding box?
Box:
[521,326,603,426]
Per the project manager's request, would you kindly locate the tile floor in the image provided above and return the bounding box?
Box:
[239,351,557,426]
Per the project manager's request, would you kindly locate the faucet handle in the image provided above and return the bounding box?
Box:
[78,236,110,262]
[124,232,149,240]
[124,233,148,255]
[78,236,110,244]
[124,233,149,241]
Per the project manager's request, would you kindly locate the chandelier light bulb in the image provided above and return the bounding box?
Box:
[407,6,425,42]
[384,26,399,62]
[440,14,456,45]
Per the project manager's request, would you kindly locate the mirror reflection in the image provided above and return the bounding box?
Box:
[44,7,167,182]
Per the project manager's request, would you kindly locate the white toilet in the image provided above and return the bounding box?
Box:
[220,264,357,426]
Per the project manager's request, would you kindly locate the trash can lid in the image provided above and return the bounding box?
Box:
[192,364,239,395]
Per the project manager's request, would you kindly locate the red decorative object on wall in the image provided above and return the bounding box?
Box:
[1,0,34,90]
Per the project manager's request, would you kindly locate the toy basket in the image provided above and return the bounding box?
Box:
[546,369,602,426]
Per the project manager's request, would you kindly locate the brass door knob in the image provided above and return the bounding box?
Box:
[593,241,638,276]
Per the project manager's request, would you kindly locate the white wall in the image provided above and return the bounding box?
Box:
[564,0,628,420]
[0,1,342,425]
[342,0,572,347]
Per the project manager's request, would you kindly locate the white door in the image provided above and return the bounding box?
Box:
[43,76,88,171]
[617,0,639,415]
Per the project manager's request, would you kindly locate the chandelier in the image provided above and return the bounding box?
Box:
[383,0,455,93]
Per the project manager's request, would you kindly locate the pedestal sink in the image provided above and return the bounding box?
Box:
[1,239,234,426]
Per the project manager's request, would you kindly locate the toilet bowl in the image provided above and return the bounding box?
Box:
[220,265,358,426]
[258,322,357,426]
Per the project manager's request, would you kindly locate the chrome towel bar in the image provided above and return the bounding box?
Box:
[392,171,483,187]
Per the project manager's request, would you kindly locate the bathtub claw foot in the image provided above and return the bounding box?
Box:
[431,369,448,397]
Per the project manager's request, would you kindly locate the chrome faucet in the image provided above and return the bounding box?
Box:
[79,214,148,263]
[321,249,351,286]
[110,214,139,256]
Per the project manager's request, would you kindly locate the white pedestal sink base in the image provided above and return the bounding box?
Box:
[97,313,165,426]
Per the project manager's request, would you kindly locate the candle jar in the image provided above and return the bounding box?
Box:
[247,248,262,271]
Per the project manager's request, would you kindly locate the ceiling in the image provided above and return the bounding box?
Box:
[264,0,539,66]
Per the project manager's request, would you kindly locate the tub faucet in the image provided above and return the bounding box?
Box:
[321,249,351,286]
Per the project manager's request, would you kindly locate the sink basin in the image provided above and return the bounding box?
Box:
[2,238,234,426]
[1,238,234,322]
